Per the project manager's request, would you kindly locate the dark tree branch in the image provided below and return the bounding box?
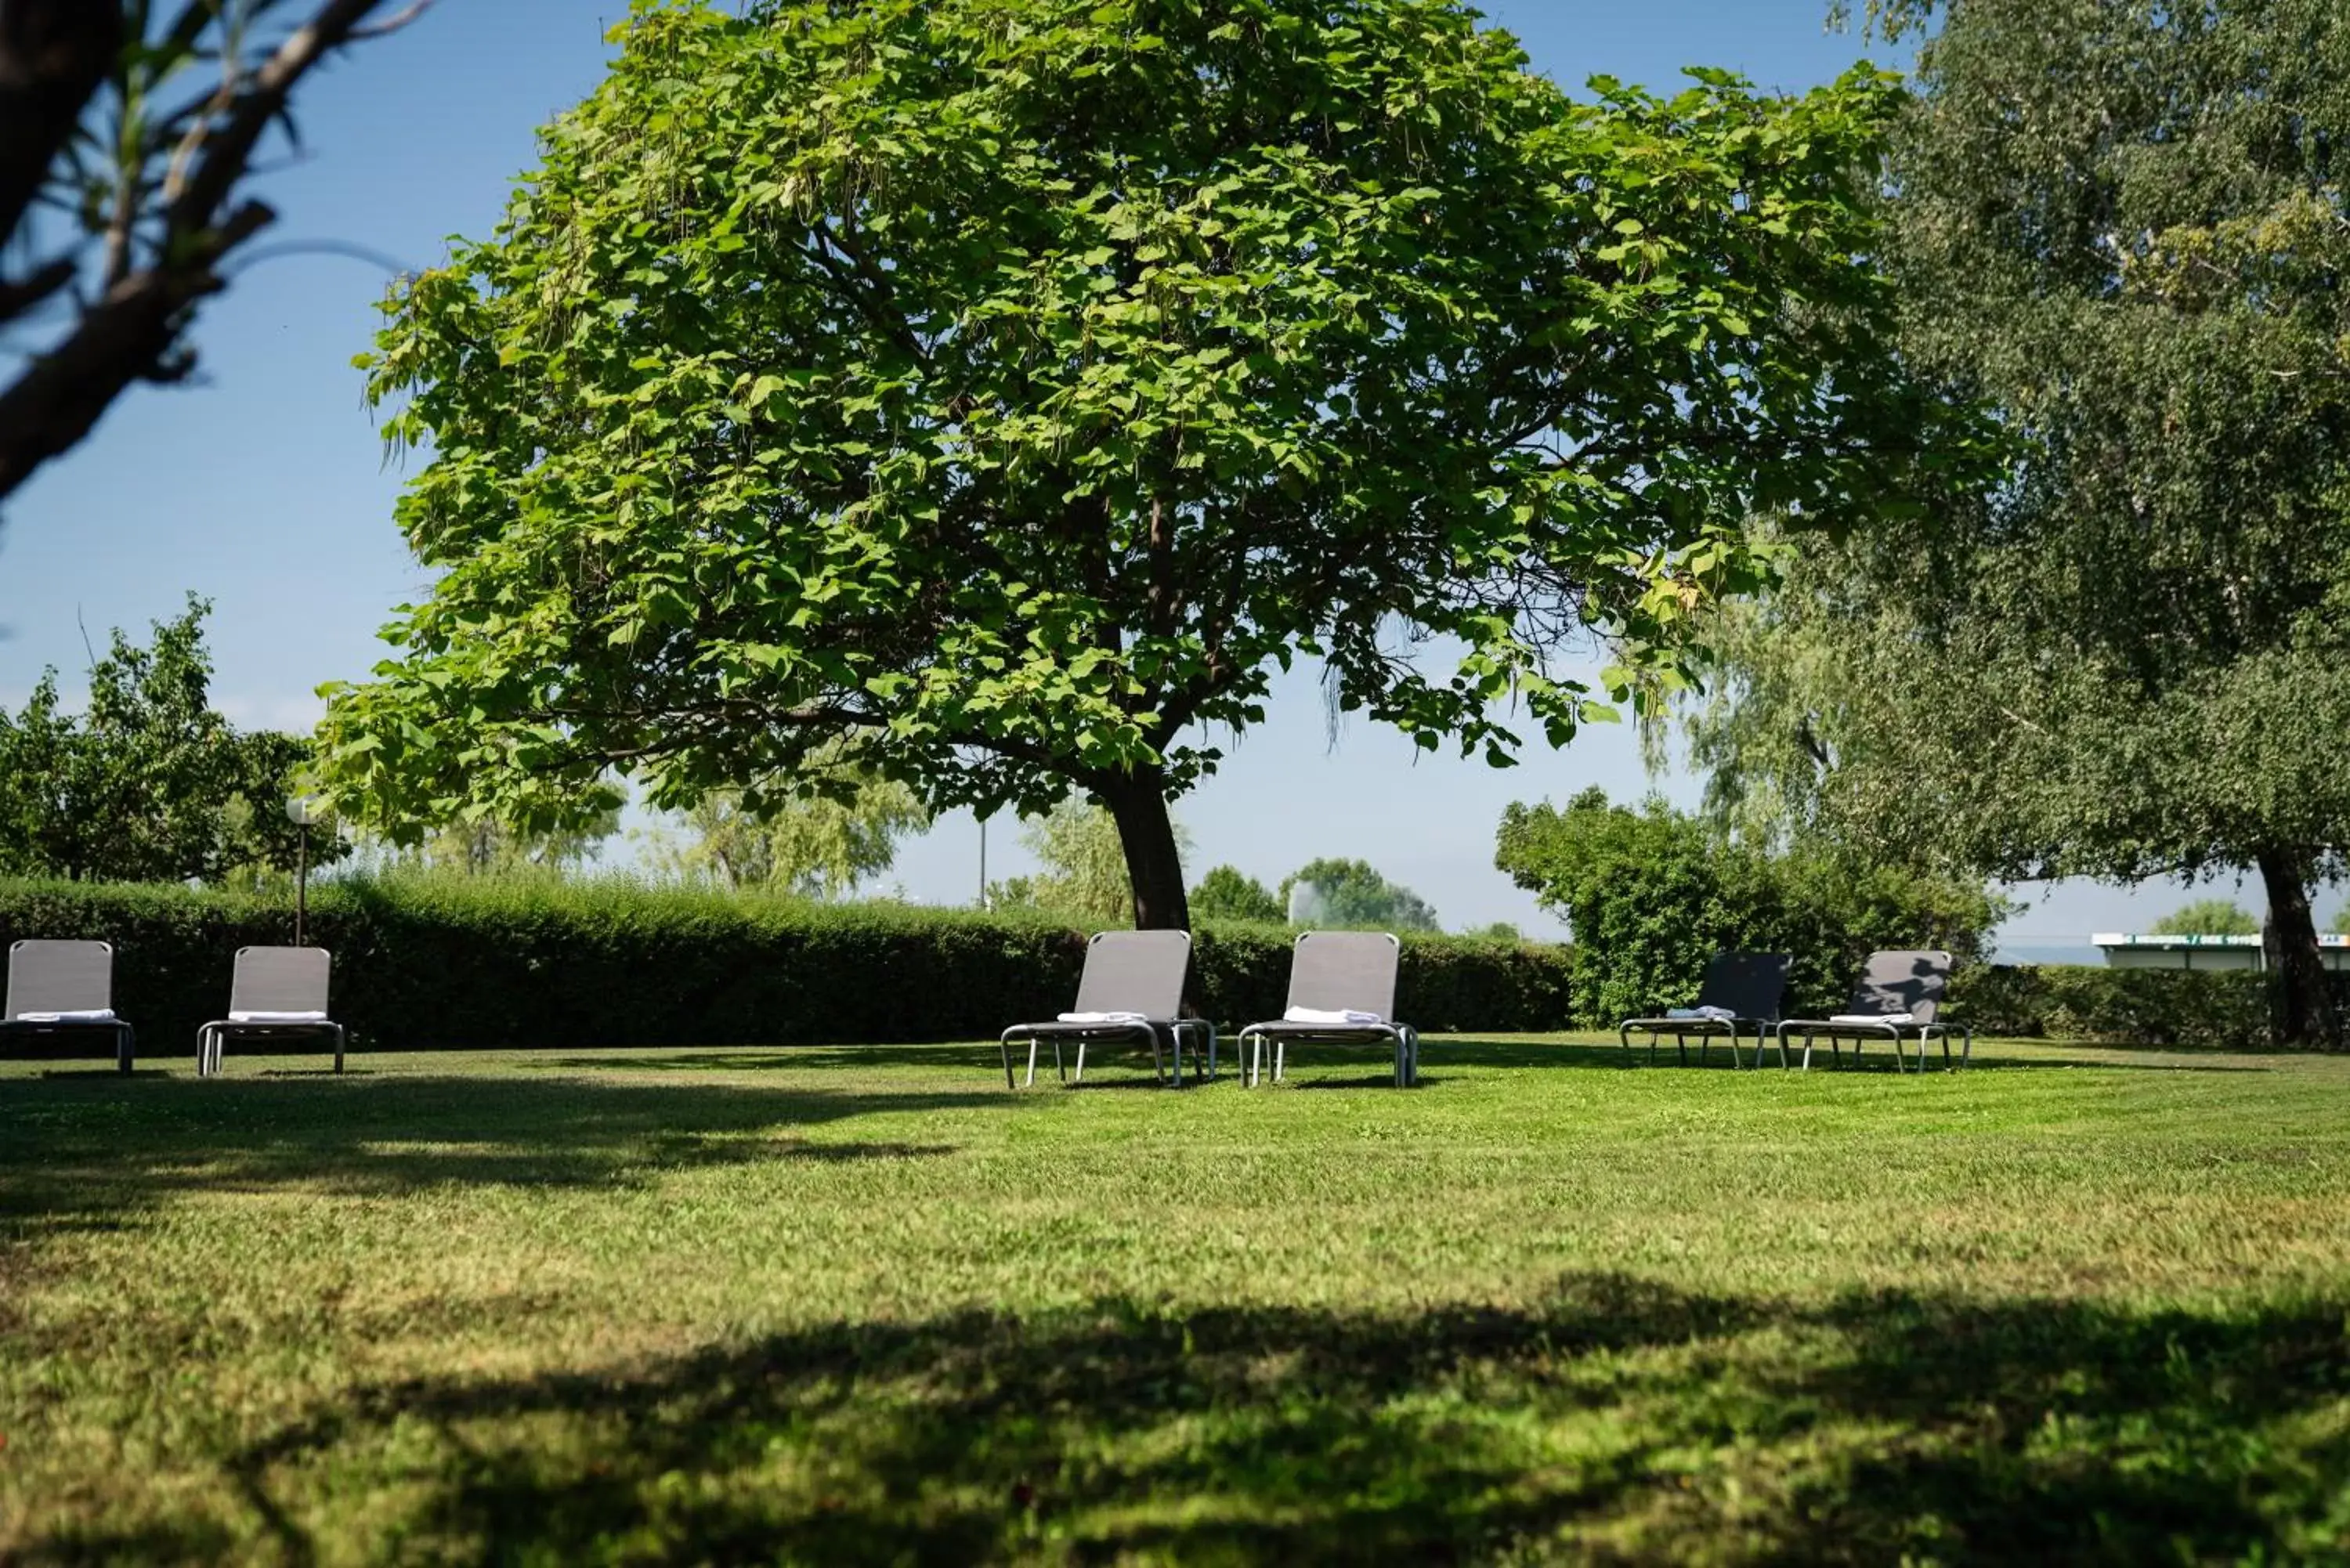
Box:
[0,0,121,244]
[0,0,416,505]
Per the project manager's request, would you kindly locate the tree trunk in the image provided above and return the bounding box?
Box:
[1099,767,1190,932]
[2257,847,2341,1050]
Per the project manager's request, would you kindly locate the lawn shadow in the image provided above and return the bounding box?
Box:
[81,1272,2345,1566]
[0,1074,989,1244]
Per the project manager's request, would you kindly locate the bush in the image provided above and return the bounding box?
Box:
[0,876,1575,1057]
[1495,789,2005,1027]
[1947,963,2350,1050]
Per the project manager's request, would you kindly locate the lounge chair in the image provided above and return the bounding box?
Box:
[1239,930,1419,1088]
[1618,951,1792,1068]
[197,946,348,1076]
[1774,949,1972,1072]
[0,939,134,1074]
[1000,930,1213,1089]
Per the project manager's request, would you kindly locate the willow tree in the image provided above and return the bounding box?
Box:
[318,0,1957,930]
[1692,0,2350,1044]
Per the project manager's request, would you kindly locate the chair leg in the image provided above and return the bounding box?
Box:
[1274,1037,1286,1083]
[117,1024,134,1076]
[333,1026,346,1075]
[1072,1039,1086,1085]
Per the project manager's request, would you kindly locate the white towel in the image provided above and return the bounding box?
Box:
[1283,1006,1384,1026]
[229,1010,329,1024]
[1057,1011,1149,1025]
[1666,1006,1737,1023]
[1829,1013,1914,1027]
[14,1009,116,1024]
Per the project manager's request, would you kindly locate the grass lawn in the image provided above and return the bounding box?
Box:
[4,1035,2349,1565]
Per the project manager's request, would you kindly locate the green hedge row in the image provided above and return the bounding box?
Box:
[1948,963,2350,1050]
[0,877,1576,1058]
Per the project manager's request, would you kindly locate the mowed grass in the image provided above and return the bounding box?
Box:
[4,1035,2350,1565]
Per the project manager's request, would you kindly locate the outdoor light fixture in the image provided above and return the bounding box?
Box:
[285,794,321,945]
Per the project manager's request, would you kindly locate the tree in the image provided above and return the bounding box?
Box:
[648,752,927,896]
[1189,865,1283,924]
[2148,901,2261,939]
[381,804,624,879]
[1683,0,2350,1046]
[316,0,1972,932]
[0,0,432,507]
[0,595,332,882]
[991,800,1193,927]
[1278,858,1439,933]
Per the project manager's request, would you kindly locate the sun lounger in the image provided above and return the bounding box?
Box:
[1618,951,1792,1068]
[197,946,347,1076]
[0,939,134,1074]
[999,930,1211,1089]
[1774,948,1972,1071]
[1239,930,1419,1087]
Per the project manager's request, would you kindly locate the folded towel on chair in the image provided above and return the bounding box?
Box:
[13,1009,117,1024]
[1829,1012,1914,1027]
[1666,1006,1738,1023]
[1283,1006,1384,1026]
[1057,1011,1150,1025]
[229,1010,330,1024]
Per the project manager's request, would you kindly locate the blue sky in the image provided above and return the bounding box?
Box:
[0,0,2258,946]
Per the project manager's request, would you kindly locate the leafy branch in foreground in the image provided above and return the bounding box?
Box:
[0,0,432,507]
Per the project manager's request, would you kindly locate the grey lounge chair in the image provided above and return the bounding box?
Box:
[1774,949,1972,1072]
[1618,951,1792,1068]
[197,946,347,1076]
[0,939,134,1074]
[1000,930,1213,1089]
[1240,931,1419,1088]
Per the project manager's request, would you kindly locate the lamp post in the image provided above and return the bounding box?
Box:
[284,795,320,945]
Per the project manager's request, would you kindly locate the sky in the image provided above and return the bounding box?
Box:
[0,0,2263,952]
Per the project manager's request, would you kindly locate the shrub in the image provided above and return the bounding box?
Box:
[1495,789,2005,1027]
[0,876,1575,1057]
[1947,963,2350,1050]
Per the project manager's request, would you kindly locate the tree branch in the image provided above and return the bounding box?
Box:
[0,0,413,506]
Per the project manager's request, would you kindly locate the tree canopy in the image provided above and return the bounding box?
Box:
[1189,864,1284,923]
[0,596,329,883]
[1683,0,2350,1044]
[1279,857,1439,932]
[317,0,1966,930]
[2148,901,2262,939]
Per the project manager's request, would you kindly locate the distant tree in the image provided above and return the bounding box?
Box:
[1279,858,1440,933]
[648,750,928,896]
[0,0,432,507]
[1189,865,1283,924]
[991,800,1195,927]
[0,595,331,882]
[1685,0,2350,1046]
[1466,922,1524,942]
[315,0,1975,934]
[2148,901,2261,938]
[394,806,624,879]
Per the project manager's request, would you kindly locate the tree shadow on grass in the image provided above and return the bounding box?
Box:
[35,1273,2332,1566]
[0,1075,987,1243]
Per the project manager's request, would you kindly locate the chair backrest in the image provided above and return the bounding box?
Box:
[1697,952,1792,1021]
[1284,931,1401,1020]
[1844,949,1951,1024]
[227,945,333,1015]
[1068,930,1189,1021]
[5,939,114,1019]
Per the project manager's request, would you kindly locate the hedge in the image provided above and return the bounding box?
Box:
[0,877,1577,1058]
[1947,963,2350,1051]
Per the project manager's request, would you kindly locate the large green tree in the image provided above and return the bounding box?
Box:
[1690,0,2350,1044]
[317,0,1963,930]
[0,596,331,883]
[1278,856,1440,932]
